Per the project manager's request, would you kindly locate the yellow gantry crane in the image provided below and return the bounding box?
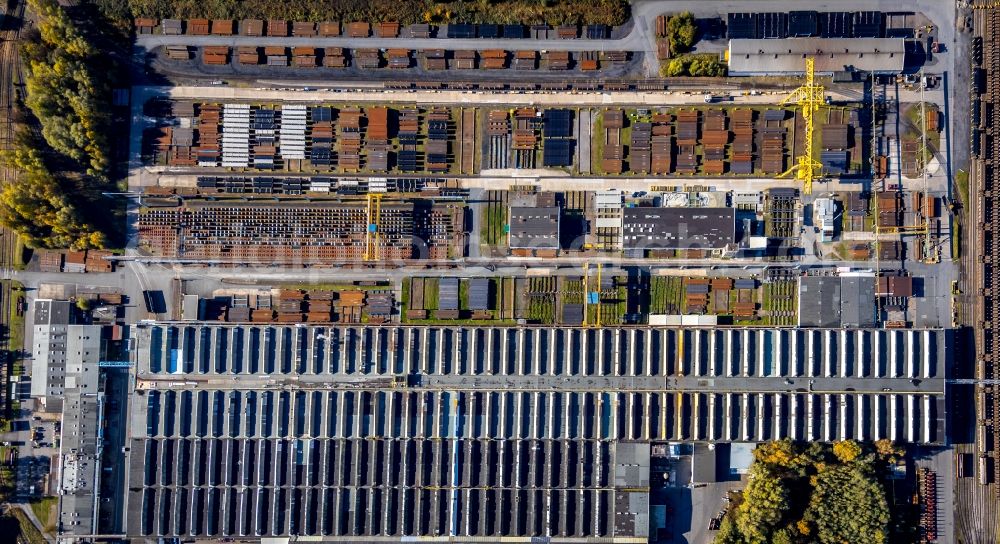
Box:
[778,57,826,195]
[363,192,383,261]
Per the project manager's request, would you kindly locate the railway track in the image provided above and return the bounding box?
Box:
[0,0,24,418]
[964,9,1000,542]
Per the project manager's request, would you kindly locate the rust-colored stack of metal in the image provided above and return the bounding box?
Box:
[241,20,263,36]
[544,51,570,70]
[211,19,233,35]
[375,22,400,38]
[318,21,340,37]
[422,49,446,71]
[674,110,699,174]
[453,50,476,69]
[481,50,507,69]
[338,108,363,170]
[251,308,275,322]
[165,46,190,60]
[513,50,537,70]
[264,46,288,66]
[601,51,628,64]
[760,128,786,174]
[309,106,335,169]
[487,110,509,136]
[630,121,652,173]
[337,291,365,323]
[195,103,221,166]
[237,46,260,65]
[323,47,347,68]
[292,47,317,68]
[305,290,333,322]
[277,289,305,322]
[202,46,229,65]
[513,108,537,150]
[354,48,381,69]
[366,106,391,171]
[730,109,754,174]
[602,109,624,174]
[85,250,114,273]
[267,20,289,37]
[877,193,902,228]
[187,18,209,35]
[702,109,729,175]
[651,113,672,174]
[386,48,411,69]
[346,22,369,37]
[292,21,316,37]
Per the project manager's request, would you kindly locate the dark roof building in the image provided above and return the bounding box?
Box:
[509,206,560,250]
[469,278,491,310]
[622,207,736,252]
[797,276,842,328]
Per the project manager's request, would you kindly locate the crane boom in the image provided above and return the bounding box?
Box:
[778,57,825,194]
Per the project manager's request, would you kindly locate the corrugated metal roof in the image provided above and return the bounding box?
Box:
[728,38,905,75]
[469,278,490,311]
[439,278,459,311]
[509,206,560,250]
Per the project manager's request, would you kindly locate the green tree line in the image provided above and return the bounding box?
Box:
[22,0,110,177]
[715,439,903,544]
[94,0,628,26]
[0,0,116,249]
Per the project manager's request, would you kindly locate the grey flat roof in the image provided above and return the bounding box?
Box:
[728,38,906,75]
[509,206,560,249]
[841,275,877,327]
[623,207,736,250]
[798,276,842,327]
[34,299,71,326]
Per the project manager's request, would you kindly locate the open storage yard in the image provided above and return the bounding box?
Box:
[143,101,870,181]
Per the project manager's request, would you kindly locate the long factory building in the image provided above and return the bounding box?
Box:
[123,323,949,541]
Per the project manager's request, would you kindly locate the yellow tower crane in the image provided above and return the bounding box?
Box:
[778,57,825,195]
[363,193,383,261]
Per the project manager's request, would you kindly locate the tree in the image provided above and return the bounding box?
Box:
[714,515,745,544]
[833,440,863,463]
[716,441,898,544]
[666,11,697,55]
[0,127,106,249]
[22,0,111,177]
[735,464,790,544]
[873,439,905,461]
[808,465,890,544]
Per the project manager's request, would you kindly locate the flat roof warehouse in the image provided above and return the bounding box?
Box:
[728,38,906,75]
